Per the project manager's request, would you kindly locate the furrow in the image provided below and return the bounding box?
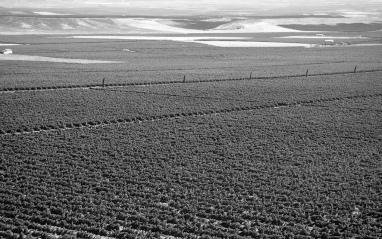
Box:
[1,93,381,136]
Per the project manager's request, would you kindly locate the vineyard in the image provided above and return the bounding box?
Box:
[1,35,382,238]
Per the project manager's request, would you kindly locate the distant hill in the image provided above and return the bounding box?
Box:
[0,16,303,35]
[0,14,381,35]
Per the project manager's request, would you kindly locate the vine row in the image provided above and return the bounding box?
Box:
[1,93,381,136]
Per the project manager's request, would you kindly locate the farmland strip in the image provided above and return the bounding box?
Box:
[306,104,382,113]
[1,60,348,75]
[97,88,259,103]
[1,92,381,136]
[1,68,382,93]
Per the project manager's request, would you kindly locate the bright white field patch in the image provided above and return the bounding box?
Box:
[9,11,27,14]
[34,12,71,16]
[277,36,367,39]
[67,36,314,48]
[193,41,315,48]
[339,43,382,47]
[0,54,123,64]
[68,36,250,42]
[0,44,21,46]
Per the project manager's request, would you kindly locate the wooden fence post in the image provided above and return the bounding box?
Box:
[183,75,186,83]
[354,65,357,73]
[250,72,252,79]
[102,78,105,88]
[306,69,309,77]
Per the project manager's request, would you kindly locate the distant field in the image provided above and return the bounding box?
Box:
[1,32,382,238]
[1,34,382,89]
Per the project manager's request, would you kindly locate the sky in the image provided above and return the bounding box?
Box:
[1,0,382,16]
[1,0,381,8]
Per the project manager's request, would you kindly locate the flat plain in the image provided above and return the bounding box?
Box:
[1,18,382,239]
